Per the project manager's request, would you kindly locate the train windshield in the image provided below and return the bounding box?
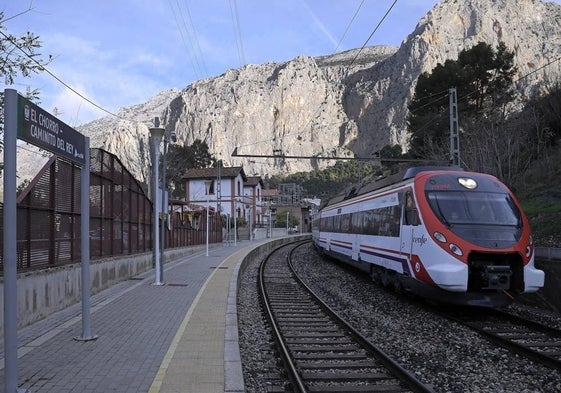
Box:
[426,191,521,227]
[426,190,524,247]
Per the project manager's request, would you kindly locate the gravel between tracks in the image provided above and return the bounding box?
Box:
[238,243,561,393]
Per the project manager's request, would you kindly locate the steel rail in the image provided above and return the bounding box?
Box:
[259,240,434,393]
[288,242,435,393]
[442,308,561,370]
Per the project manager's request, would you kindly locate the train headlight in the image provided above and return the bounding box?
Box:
[434,232,447,243]
[458,177,478,189]
[525,246,532,258]
[449,243,463,256]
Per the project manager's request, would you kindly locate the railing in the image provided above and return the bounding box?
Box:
[0,148,222,275]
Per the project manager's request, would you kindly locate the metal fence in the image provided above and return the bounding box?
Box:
[0,148,222,275]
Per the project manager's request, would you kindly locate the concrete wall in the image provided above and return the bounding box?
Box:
[0,245,208,335]
[253,227,306,240]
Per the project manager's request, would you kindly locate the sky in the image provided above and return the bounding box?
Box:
[3,0,557,127]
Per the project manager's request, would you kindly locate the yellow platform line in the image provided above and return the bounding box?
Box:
[148,248,246,393]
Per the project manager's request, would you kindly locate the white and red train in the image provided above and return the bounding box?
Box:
[311,166,544,307]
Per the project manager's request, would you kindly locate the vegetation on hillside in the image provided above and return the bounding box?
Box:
[266,160,381,204]
[516,144,561,247]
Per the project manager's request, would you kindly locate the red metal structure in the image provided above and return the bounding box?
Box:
[0,148,222,274]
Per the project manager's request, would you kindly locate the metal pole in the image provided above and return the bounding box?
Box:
[234,198,237,246]
[160,137,167,282]
[226,214,230,245]
[204,179,212,256]
[206,194,210,256]
[449,87,460,166]
[3,89,19,393]
[249,206,252,241]
[150,121,164,285]
[287,211,289,235]
[76,138,97,341]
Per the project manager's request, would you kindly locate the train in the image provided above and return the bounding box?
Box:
[311,166,545,307]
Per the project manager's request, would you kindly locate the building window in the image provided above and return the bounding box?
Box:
[205,180,215,195]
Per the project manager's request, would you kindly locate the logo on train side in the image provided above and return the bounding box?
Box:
[412,234,428,246]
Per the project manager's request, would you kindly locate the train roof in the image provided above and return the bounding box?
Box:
[323,165,463,208]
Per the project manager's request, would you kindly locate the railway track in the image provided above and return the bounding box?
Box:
[441,307,561,370]
[259,241,434,393]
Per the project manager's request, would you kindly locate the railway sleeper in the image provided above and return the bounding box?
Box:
[286,337,355,345]
[301,371,397,381]
[292,352,369,360]
[283,332,346,338]
[298,360,384,369]
[290,345,361,352]
[306,382,410,392]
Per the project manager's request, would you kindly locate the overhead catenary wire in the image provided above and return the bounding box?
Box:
[168,0,206,80]
[333,0,366,54]
[236,0,400,152]
[346,0,398,71]
[229,0,246,67]
[178,0,209,78]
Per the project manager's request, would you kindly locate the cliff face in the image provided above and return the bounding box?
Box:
[161,47,397,176]
[18,0,561,187]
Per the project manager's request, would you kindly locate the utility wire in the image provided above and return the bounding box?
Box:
[0,6,34,24]
[168,0,204,80]
[229,0,246,67]
[346,0,398,70]
[333,0,366,53]
[0,29,124,121]
[237,0,400,151]
[181,0,209,77]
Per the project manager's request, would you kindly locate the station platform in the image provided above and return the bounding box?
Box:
[0,240,259,393]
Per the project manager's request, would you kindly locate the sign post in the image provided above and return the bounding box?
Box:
[3,89,95,392]
[4,89,20,393]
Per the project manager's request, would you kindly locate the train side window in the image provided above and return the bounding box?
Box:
[404,191,420,226]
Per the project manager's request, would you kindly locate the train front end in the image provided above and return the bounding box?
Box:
[414,170,544,307]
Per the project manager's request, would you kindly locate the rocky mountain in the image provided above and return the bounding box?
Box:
[17,0,561,187]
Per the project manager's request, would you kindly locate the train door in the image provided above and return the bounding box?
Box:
[350,212,360,261]
[400,191,420,260]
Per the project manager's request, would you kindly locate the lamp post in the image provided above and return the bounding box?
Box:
[286,211,289,235]
[234,198,238,246]
[226,213,231,245]
[160,128,176,282]
[246,203,252,241]
[204,179,212,256]
[150,118,165,285]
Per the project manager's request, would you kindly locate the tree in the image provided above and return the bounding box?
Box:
[0,11,51,171]
[275,209,299,229]
[379,144,402,168]
[166,139,215,198]
[407,41,516,162]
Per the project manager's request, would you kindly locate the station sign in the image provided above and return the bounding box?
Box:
[17,94,86,166]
